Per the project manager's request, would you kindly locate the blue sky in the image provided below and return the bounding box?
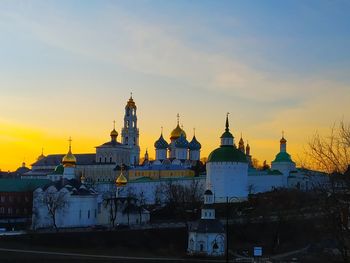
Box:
[0,0,349,169]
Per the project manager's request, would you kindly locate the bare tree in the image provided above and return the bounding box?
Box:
[123,187,137,226]
[305,120,350,174]
[137,191,146,224]
[42,189,68,232]
[305,120,350,262]
[103,192,118,229]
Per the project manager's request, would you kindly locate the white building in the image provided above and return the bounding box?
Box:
[32,144,98,229]
[188,189,225,257]
[206,114,249,203]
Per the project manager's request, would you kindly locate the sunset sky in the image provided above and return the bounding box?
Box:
[1,0,349,171]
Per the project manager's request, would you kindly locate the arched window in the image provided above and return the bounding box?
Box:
[110,157,112,163]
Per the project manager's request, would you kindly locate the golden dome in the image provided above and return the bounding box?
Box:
[110,129,118,137]
[62,138,76,167]
[116,170,127,187]
[62,150,76,167]
[170,124,186,140]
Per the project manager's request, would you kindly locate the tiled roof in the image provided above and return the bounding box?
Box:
[32,154,96,167]
[0,179,51,192]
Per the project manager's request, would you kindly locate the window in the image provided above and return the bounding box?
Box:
[88,210,90,219]
[0,207,4,214]
[0,196,4,203]
[110,157,112,163]
[8,208,12,214]
[94,209,97,218]
[79,210,82,219]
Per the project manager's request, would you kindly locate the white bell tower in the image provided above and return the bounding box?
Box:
[121,93,140,166]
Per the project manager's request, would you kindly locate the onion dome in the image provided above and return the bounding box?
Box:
[62,138,77,167]
[154,133,169,149]
[110,129,118,137]
[175,133,189,148]
[116,169,128,187]
[170,124,186,140]
[220,114,234,139]
[126,93,136,109]
[208,116,247,163]
[170,113,186,140]
[189,135,201,150]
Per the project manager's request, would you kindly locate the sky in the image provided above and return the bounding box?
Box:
[0,0,349,171]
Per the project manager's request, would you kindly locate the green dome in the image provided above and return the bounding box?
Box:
[53,164,64,174]
[220,130,233,139]
[272,152,294,163]
[207,145,248,163]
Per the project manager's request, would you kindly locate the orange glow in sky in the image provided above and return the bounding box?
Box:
[0,2,349,171]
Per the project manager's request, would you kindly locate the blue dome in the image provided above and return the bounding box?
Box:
[175,134,189,148]
[154,134,169,149]
[189,136,201,150]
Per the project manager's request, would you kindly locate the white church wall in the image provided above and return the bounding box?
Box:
[206,162,248,202]
[248,175,284,193]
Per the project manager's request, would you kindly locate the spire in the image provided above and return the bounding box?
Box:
[238,133,245,153]
[144,148,149,161]
[110,120,118,141]
[37,147,45,161]
[246,140,251,155]
[62,136,76,167]
[177,113,180,126]
[225,112,230,132]
[161,126,163,135]
[280,131,287,152]
[130,92,133,99]
[193,128,196,137]
[68,137,72,152]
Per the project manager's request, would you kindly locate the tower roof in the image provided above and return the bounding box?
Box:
[154,133,169,149]
[207,145,248,163]
[220,113,234,139]
[272,152,294,163]
[170,114,186,140]
[189,135,201,150]
[62,137,77,167]
[126,93,136,109]
[175,133,189,148]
